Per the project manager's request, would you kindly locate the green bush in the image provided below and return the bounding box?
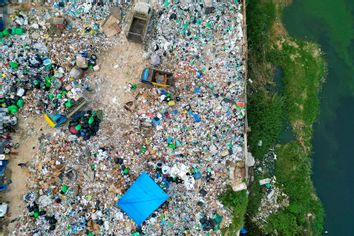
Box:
[219,188,248,234]
[248,92,284,159]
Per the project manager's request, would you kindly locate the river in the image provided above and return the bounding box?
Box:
[283,0,354,235]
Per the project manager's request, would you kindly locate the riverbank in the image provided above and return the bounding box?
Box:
[246,0,326,235]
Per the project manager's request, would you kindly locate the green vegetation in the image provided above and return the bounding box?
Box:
[247,92,284,159]
[219,188,248,234]
[267,143,324,236]
[246,0,284,159]
[246,0,326,235]
[271,41,326,148]
[246,92,284,220]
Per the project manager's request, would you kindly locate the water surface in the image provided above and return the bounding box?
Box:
[283,0,354,235]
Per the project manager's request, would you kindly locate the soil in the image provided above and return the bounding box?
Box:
[91,36,147,108]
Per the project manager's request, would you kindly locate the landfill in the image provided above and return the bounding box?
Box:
[0,0,247,235]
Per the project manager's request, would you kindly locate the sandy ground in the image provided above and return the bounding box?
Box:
[91,36,147,108]
[2,34,147,233]
[2,116,52,226]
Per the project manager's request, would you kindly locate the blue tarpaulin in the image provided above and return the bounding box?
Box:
[117,173,169,226]
[240,227,248,234]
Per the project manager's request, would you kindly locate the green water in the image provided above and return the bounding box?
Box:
[272,66,296,144]
[283,0,354,235]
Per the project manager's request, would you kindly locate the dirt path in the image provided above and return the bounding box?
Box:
[3,116,52,224]
[92,36,147,108]
[88,36,148,144]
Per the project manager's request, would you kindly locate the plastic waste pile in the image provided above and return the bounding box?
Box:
[68,110,102,140]
[0,1,122,116]
[17,132,132,235]
[1,17,82,115]
[0,0,123,228]
[134,1,246,234]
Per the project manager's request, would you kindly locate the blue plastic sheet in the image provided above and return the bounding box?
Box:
[117,173,169,226]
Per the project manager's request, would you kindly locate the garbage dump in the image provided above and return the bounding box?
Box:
[0,0,122,229]
[0,0,247,235]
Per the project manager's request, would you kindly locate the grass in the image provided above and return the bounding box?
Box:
[219,188,248,235]
[245,0,326,235]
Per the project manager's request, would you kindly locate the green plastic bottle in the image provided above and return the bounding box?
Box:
[9,61,19,69]
[61,184,69,194]
[16,99,24,108]
[11,28,25,35]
